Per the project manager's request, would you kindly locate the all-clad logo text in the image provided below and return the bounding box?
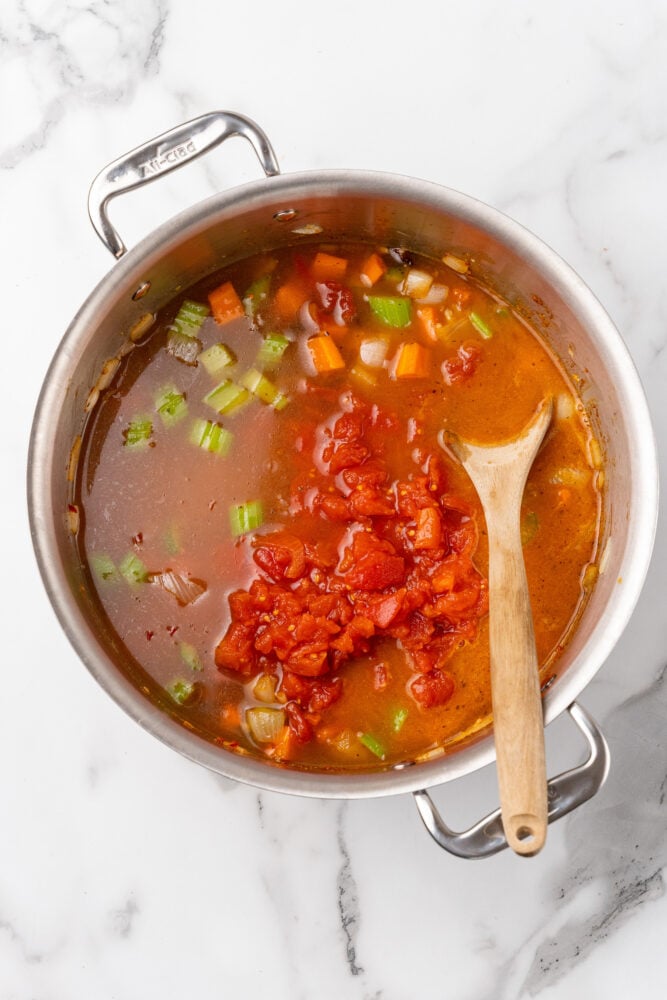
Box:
[139,140,197,177]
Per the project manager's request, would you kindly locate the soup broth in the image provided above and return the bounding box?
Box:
[75,244,601,770]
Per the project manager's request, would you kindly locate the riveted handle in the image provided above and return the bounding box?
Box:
[88,111,280,258]
[413,702,610,860]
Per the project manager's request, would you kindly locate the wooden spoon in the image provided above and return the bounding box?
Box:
[442,399,553,856]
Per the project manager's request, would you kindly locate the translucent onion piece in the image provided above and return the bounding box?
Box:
[416,283,448,305]
[359,337,390,368]
[246,707,286,743]
[150,570,207,606]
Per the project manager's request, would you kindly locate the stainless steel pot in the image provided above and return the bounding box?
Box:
[28,112,659,858]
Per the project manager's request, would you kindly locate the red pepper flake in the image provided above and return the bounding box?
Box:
[166,625,179,637]
[132,532,144,547]
[145,630,154,641]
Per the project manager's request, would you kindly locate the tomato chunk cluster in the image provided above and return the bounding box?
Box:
[215,393,488,733]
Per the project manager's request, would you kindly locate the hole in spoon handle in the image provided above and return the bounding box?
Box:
[505,813,546,856]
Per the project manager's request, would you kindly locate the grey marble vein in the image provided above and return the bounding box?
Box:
[488,663,667,998]
[336,802,364,978]
[0,0,169,170]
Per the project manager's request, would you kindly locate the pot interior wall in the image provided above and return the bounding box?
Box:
[33,172,650,795]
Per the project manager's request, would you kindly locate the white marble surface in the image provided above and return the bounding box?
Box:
[3,1,667,996]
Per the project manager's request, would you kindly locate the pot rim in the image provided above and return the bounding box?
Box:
[28,168,659,798]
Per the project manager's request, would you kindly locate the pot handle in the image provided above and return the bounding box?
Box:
[88,111,280,259]
[413,701,609,859]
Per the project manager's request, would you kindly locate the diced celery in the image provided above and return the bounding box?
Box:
[179,641,203,672]
[521,511,539,545]
[119,551,148,585]
[368,296,412,328]
[243,275,271,318]
[469,311,493,339]
[90,553,119,583]
[229,500,263,537]
[199,342,237,376]
[256,331,290,369]
[240,368,279,405]
[155,385,188,427]
[392,707,408,733]
[163,525,181,555]
[123,416,152,448]
[359,732,386,759]
[272,392,290,412]
[204,379,251,415]
[167,679,196,705]
[170,299,209,337]
[190,419,233,455]
[350,364,378,388]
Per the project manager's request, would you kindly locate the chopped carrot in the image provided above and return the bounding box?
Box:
[311,252,348,282]
[416,306,438,343]
[274,281,308,320]
[220,702,241,729]
[317,314,348,337]
[393,341,430,379]
[360,252,387,288]
[308,335,346,373]
[208,281,244,325]
[414,507,442,550]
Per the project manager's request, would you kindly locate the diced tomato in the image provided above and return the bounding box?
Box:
[442,342,481,384]
[308,677,343,712]
[316,281,356,324]
[414,507,442,550]
[253,532,306,581]
[373,661,390,691]
[410,669,456,707]
[214,622,256,674]
[285,701,314,742]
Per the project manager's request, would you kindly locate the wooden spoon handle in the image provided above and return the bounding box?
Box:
[487,523,547,855]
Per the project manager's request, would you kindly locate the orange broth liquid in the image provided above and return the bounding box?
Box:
[76,244,601,771]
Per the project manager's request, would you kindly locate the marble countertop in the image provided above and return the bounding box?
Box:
[4,1,666,997]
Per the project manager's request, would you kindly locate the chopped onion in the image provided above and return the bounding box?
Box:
[149,570,207,606]
[246,706,286,743]
[359,336,390,368]
[555,394,575,420]
[166,332,201,365]
[399,269,433,299]
[416,283,448,305]
[441,253,469,274]
[550,467,588,486]
[253,673,278,703]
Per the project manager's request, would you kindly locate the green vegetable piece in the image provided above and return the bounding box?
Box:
[272,391,290,412]
[243,275,271,318]
[170,299,209,338]
[229,500,263,537]
[204,379,251,415]
[119,551,148,585]
[90,554,118,583]
[240,368,279,405]
[359,732,386,760]
[469,311,493,339]
[155,385,188,427]
[190,419,233,455]
[521,511,539,545]
[163,525,182,555]
[392,707,408,733]
[199,343,237,376]
[123,416,153,448]
[368,295,412,328]
[384,266,405,284]
[256,331,290,370]
[167,679,196,705]
[179,641,203,672]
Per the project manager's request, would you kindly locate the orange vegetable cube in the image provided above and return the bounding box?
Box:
[274,281,308,320]
[311,252,348,282]
[208,281,244,325]
[272,725,298,761]
[360,252,387,288]
[308,335,346,373]
[416,306,438,343]
[393,342,430,379]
